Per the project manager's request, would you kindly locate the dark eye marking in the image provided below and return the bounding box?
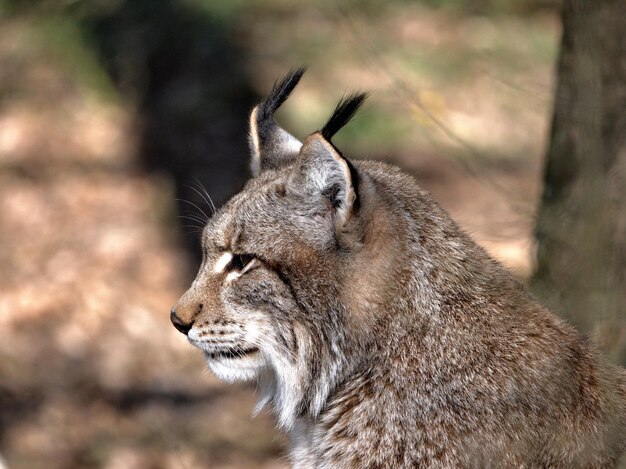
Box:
[228,253,254,272]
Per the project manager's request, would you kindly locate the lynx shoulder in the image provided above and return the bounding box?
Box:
[171,69,626,468]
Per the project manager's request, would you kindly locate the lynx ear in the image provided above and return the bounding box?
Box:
[293,133,357,227]
[291,93,367,228]
[249,68,305,176]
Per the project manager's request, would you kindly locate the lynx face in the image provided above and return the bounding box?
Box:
[171,70,373,426]
[181,172,339,383]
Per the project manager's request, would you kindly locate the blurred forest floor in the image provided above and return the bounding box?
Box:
[0,1,559,468]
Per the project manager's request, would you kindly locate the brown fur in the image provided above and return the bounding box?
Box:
[171,71,626,468]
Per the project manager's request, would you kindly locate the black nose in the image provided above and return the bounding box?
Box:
[170,308,192,335]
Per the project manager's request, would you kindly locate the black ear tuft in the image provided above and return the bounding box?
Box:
[321,92,368,141]
[249,68,306,176]
[256,67,306,137]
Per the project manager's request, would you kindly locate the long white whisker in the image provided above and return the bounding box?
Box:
[186,184,213,215]
[192,177,217,215]
[187,180,217,216]
[176,198,209,223]
[178,214,208,225]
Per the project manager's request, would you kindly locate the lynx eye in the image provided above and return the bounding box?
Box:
[229,253,254,272]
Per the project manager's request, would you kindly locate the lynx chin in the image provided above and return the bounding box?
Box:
[171,68,626,468]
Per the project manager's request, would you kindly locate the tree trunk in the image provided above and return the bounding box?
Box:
[533,0,626,365]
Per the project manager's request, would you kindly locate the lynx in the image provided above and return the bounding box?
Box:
[171,69,626,468]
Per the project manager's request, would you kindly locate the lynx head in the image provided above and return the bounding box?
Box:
[171,69,401,428]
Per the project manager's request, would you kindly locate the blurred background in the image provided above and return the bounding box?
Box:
[0,0,623,468]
